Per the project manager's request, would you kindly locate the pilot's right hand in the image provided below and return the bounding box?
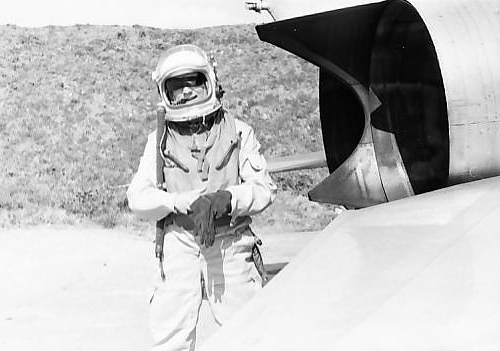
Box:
[173,188,205,215]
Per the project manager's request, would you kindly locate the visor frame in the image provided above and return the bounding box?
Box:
[159,68,213,111]
[163,72,210,107]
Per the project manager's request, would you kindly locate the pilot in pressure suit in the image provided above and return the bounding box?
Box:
[127,44,276,351]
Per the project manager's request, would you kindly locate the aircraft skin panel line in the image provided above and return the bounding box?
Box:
[407,0,500,183]
[198,176,500,351]
[370,125,415,201]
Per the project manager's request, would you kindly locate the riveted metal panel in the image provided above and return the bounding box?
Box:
[410,0,500,179]
[448,122,500,182]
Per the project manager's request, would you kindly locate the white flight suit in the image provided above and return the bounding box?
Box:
[127,118,277,351]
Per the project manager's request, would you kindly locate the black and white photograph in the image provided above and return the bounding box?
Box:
[1,1,500,350]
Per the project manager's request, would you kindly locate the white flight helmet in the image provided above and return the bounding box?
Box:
[152,44,223,122]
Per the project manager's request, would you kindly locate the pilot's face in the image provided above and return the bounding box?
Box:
[165,73,208,106]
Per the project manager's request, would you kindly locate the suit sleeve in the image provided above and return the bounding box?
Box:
[126,132,176,221]
[226,122,277,218]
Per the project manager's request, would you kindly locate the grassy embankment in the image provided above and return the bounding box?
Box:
[0,24,336,236]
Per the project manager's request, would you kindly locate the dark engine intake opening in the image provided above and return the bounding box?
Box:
[370,0,450,194]
[319,70,365,173]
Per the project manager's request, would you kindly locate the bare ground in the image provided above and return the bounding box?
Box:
[0,226,317,350]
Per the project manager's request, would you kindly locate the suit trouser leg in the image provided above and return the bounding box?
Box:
[201,231,263,325]
[150,229,203,351]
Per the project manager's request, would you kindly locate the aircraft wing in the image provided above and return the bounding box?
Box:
[199,176,500,351]
[267,151,327,173]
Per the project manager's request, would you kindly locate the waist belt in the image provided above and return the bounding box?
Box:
[171,214,252,237]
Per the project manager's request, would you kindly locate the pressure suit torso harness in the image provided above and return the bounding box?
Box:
[155,108,266,281]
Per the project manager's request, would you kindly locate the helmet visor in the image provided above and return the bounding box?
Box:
[164,72,209,107]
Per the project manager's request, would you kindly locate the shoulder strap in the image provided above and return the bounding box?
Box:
[155,107,167,280]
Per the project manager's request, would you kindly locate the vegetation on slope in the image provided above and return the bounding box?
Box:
[0,24,336,234]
